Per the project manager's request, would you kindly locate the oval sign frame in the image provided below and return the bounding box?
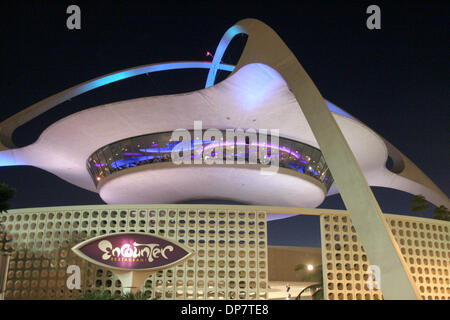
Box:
[72,232,194,272]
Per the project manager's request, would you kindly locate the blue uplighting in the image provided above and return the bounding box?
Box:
[0,56,355,170]
[111,156,156,169]
[0,151,23,167]
[82,61,235,94]
[324,100,355,120]
[205,25,246,88]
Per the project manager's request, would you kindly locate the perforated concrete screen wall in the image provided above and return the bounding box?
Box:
[2,204,449,300]
[321,213,450,300]
[0,205,268,300]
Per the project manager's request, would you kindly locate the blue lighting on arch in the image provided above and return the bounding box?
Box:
[324,100,355,120]
[205,24,356,120]
[0,151,23,167]
[81,62,235,93]
[0,56,355,169]
[205,25,246,88]
[0,156,16,167]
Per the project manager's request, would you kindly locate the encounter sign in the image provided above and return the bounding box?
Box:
[72,232,193,271]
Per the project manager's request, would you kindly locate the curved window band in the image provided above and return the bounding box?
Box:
[87,130,334,190]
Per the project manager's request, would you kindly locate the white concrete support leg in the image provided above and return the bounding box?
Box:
[213,19,421,299]
[115,270,153,295]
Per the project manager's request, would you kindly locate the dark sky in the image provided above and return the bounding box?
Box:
[0,1,448,247]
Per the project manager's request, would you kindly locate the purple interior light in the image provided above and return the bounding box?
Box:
[122,152,142,156]
[94,163,105,167]
[197,141,301,159]
[140,147,173,153]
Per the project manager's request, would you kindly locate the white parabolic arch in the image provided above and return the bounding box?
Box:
[207,18,421,299]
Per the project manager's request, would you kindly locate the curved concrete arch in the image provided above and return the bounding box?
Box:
[207,18,420,299]
[206,21,448,211]
[0,63,399,197]
[0,61,234,150]
[332,108,448,207]
[384,140,405,174]
[205,25,246,88]
[383,139,448,201]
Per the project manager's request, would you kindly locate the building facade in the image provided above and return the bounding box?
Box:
[0,19,448,300]
[1,205,448,300]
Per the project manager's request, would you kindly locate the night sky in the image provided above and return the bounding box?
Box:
[0,1,448,247]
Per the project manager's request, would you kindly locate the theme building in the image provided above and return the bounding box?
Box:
[0,19,448,300]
